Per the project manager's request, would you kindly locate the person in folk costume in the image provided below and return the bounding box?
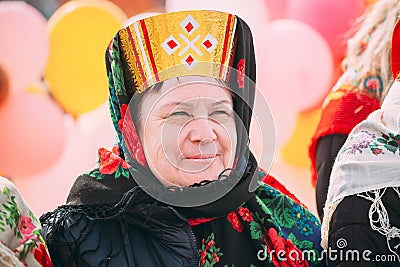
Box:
[313,1,400,266]
[40,10,325,266]
[309,0,400,220]
[0,176,52,266]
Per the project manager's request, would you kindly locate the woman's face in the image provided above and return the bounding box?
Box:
[139,77,237,187]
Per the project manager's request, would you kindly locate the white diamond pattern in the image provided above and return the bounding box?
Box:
[161,35,181,55]
[201,33,218,53]
[179,15,199,35]
[181,54,198,70]
[161,14,218,70]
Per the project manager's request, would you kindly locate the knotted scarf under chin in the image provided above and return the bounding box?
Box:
[65,150,259,220]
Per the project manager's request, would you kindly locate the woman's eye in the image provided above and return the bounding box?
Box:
[169,111,190,117]
[209,110,233,123]
[165,111,192,125]
[210,110,231,116]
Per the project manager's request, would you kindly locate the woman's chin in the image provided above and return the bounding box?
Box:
[156,162,228,187]
[178,169,225,187]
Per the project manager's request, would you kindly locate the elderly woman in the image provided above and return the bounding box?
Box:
[41,10,325,266]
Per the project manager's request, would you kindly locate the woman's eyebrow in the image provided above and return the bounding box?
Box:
[159,101,193,110]
[159,99,232,110]
[211,99,233,107]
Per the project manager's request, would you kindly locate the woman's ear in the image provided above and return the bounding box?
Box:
[391,19,400,79]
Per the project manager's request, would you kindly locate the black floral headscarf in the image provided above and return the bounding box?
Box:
[102,10,261,209]
[106,11,255,167]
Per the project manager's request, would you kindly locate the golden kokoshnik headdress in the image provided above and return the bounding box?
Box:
[106,10,256,169]
[119,11,236,91]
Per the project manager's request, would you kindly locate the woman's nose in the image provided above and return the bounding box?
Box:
[187,117,217,143]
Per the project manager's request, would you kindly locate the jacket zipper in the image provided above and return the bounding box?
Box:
[184,223,201,266]
[173,209,200,266]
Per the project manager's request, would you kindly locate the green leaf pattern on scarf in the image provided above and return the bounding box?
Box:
[200,232,223,267]
[85,169,103,180]
[254,182,323,265]
[115,165,130,179]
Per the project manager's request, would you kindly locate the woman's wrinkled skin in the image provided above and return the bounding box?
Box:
[139,76,237,187]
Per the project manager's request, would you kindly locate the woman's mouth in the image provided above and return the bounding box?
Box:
[184,154,218,163]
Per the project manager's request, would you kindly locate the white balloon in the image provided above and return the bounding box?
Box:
[250,88,276,170]
[165,0,270,36]
[271,107,297,149]
[124,12,163,27]
[77,103,116,152]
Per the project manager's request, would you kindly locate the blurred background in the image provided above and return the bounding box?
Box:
[0,0,375,217]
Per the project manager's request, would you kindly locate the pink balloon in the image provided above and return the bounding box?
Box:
[0,2,49,92]
[0,92,66,177]
[286,0,366,65]
[256,19,334,112]
[11,105,116,215]
[264,0,288,20]
[0,64,9,107]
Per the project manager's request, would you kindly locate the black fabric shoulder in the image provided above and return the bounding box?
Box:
[40,207,199,266]
[66,171,137,206]
[315,134,347,219]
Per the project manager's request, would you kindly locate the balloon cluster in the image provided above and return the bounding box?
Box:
[0,0,369,180]
[0,1,127,178]
[264,0,366,166]
[166,0,368,168]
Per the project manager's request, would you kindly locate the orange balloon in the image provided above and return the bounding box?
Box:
[0,64,9,106]
[280,108,322,167]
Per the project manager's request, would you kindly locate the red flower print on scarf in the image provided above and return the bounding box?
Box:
[237,207,253,222]
[205,239,215,250]
[227,211,243,232]
[33,243,53,267]
[237,59,245,89]
[18,216,38,244]
[200,239,207,266]
[18,216,35,235]
[199,234,222,267]
[212,253,220,263]
[98,146,129,175]
[118,104,147,166]
[264,228,309,267]
[200,249,207,265]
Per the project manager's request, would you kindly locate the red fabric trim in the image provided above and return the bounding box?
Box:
[188,217,216,226]
[139,20,159,82]
[126,27,145,83]
[308,90,380,187]
[391,20,400,79]
[220,13,233,77]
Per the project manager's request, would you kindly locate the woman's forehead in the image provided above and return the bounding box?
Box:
[161,75,227,89]
[152,77,232,104]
